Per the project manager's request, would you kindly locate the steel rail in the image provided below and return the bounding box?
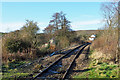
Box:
[62,44,88,79]
[32,44,86,80]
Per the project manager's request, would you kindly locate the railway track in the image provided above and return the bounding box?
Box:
[50,44,80,56]
[15,45,79,72]
[32,43,89,80]
[12,44,83,78]
[62,44,88,79]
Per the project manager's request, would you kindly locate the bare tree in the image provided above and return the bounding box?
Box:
[43,11,71,36]
[100,1,119,63]
[49,12,61,30]
[43,24,55,34]
[101,2,118,28]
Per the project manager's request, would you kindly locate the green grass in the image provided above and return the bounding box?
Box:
[73,62,119,78]
[2,60,31,70]
[2,72,29,78]
[2,67,29,78]
[73,50,119,78]
[2,61,31,78]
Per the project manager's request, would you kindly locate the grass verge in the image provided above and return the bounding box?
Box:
[2,61,31,78]
[73,48,119,78]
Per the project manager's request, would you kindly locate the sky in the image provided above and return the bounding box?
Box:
[1,2,106,33]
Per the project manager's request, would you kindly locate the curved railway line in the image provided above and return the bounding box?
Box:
[11,45,80,73]
[33,43,90,80]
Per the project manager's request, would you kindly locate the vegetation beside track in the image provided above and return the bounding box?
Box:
[1,1,119,79]
[74,61,119,78]
[2,61,31,78]
[1,11,92,79]
[73,2,119,78]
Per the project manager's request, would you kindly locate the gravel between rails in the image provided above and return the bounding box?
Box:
[32,45,81,77]
[35,44,87,79]
[69,45,90,78]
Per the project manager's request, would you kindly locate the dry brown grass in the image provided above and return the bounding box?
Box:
[91,27,118,63]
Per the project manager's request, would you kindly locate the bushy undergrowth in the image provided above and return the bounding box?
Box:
[55,36,70,49]
[5,38,31,53]
[78,27,119,79]
[91,27,118,63]
[2,20,48,63]
[74,27,119,79]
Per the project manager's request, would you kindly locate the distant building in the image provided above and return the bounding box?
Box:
[89,34,96,41]
[91,35,96,38]
[49,38,55,45]
[50,39,54,44]
[41,43,48,48]
[45,43,48,47]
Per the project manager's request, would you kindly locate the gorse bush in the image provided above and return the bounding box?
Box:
[2,20,41,62]
[5,38,31,53]
[55,36,70,49]
[19,20,39,48]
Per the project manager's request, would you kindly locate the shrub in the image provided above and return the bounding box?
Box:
[5,38,31,53]
[55,36,70,49]
[91,27,118,63]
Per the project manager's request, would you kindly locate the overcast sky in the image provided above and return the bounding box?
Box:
[1,1,106,33]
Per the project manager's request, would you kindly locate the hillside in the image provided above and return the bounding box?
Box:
[76,30,101,35]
